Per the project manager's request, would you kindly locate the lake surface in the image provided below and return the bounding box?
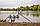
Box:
[0,11,40,22]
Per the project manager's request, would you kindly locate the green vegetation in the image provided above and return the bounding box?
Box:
[0,5,40,17]
[30,23,34,26]
[0,5,40,11]
[17,24,20,26]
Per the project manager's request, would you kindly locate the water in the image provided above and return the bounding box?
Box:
[0,11,40,22]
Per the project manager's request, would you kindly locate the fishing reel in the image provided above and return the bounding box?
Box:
[5,14,19,22]
[13,15,19,19]
[16,15,19,19]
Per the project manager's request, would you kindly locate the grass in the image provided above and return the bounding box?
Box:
[0,22,40,26]
[30,23,34,26]
[17,24,20,26]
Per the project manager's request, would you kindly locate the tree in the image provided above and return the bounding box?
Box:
[38,5,40,11]
[26,6,29,11]
[12,8,16,11]
[20,6,24,11]
[17,7,20,11]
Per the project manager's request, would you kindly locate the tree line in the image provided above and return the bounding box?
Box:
[0,5,40,11]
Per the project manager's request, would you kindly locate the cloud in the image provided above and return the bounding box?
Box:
[0,0,40,8]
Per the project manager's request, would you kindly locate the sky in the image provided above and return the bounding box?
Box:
[0,0,40,8]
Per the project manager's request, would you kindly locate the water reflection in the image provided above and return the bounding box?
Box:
[0,11,40,22]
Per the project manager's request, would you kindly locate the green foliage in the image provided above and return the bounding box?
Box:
[30,23,34,26]
[0,5,40,11]
[17,24,20,26]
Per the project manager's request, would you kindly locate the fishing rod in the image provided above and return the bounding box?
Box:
[5,11,32,23]
[18,11,32,23]
[5,11,19,22]
[5,11,17,22]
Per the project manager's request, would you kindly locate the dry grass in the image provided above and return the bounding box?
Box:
[0,22,40,26]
